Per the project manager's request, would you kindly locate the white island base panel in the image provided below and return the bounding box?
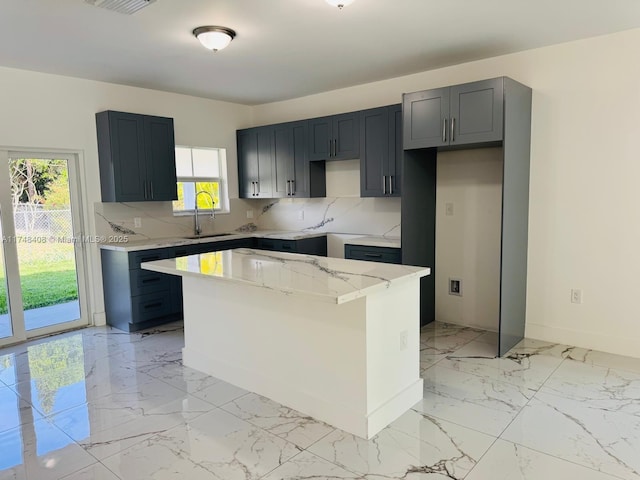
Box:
[181,276,423,439]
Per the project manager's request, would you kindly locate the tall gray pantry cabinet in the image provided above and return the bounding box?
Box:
[402,77,532,356]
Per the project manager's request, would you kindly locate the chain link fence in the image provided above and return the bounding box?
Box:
[13,205,72,237]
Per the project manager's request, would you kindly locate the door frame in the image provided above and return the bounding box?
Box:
[0,148,91,347]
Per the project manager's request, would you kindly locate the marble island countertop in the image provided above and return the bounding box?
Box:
[98,230,328,252]
[142,248,428,304]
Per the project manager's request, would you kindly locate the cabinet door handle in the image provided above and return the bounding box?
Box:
[382,176,387,195]
[150,181,154,199]
[328,139,332,157]
[255,181,259,196]
[286,180,290,196]
[389,175,393,195]
[291,179,295,195]
[333,139,337,157]
[451,117,455,142]
[143,181,148,199]
[443,118,447,142]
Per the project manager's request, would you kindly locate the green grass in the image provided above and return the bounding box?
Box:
[0,242,78,315]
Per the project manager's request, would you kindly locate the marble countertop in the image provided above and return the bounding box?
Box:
[98,230,327,252]
[142,248,429,304]
[345,236,401,249]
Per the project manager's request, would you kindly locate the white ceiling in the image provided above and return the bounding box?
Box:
[2,0,640,105]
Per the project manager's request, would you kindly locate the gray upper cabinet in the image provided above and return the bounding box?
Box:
[96,111,177,202]
[360,104,402,197]
[273,121,309,198]
[239,122,310,199]
[403,78,504,150]
[308,112,359,161]
[237,126,274,198]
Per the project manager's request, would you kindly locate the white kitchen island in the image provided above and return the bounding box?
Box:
[143,248,429,439]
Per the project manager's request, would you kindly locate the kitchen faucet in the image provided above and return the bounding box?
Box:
[194,190,215,236]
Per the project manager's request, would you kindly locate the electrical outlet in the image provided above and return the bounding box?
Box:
[133,217,142,228]
[449,278,462,296]
[246,210,254,219]
[298,210,304,220]
[445,202,454,216]
[400,330,408,351]
[571,289,583,304]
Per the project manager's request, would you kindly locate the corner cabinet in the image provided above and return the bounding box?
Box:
[96,111,177,202]
[308,112,360,161]
[360,104,402,197]
[403,78,504,150]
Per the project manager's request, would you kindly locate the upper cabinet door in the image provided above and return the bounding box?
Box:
[290,121,309,198]
[360,107,389,197]
[308,117,332,161]
[388,104,402,197]
[332,112,360,160]
[237,129,259,198]
[255,126,274,198]
[144,115,177,201]
[100,111,147,202]
[450,78,504,146]
[272,124,293,198]
[402,87,449,150]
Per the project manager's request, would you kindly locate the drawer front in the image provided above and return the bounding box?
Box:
[278,240,297,253]
[344,245,402,264]
[129,249,171,269]
[129,269,172,296]
[131,290,171,323]
[256,238,281,251]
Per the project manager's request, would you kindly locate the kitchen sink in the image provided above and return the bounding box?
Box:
[182,233,234,240]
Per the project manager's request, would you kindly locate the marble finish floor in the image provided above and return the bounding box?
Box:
[1,321,639,479]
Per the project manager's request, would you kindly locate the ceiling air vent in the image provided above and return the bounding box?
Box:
[85,0,156,15]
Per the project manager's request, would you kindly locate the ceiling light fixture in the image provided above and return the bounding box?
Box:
[193,26,236,52]
[325,0,356,9]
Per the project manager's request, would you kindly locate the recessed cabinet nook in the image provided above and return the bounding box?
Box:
[236,76,532,357]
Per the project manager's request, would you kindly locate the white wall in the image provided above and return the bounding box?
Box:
[0,66,252,326]
[435,148,503,332]
[252,28,640,358]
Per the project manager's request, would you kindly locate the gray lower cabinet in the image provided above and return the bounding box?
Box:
[403,78,504,150]
[101,238,255,332]
[255,236,327,256]
[344,245,402,264]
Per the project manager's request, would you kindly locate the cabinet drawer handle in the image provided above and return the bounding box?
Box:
[451,117,455,142]
[382,176,387,195]
[364,253,383,258]
[389,175,393,195]
[443,118,447,142]
[142,277,161,284]
[143,302,162,309]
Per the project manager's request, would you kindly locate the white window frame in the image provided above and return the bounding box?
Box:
[173,146,230,215]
